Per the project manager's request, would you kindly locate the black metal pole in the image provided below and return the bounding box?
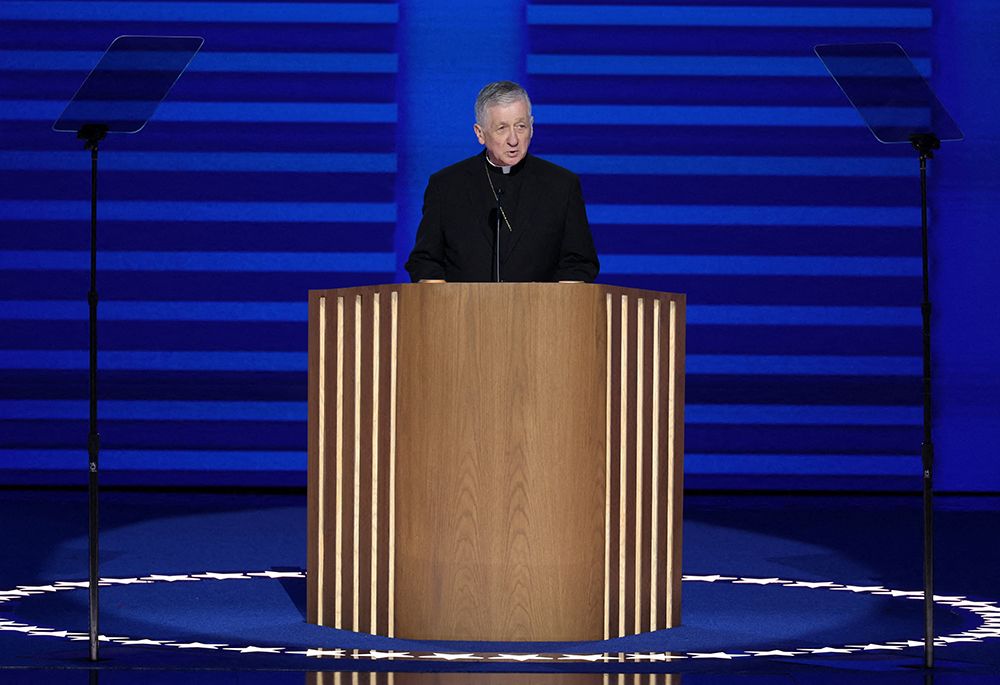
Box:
[79,123,107,663]
[911,132,939,670]
[495,188,504,282]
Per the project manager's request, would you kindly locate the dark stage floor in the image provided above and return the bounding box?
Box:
[1,487,999,684]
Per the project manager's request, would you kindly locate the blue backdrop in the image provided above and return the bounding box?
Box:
[1,0,997,490]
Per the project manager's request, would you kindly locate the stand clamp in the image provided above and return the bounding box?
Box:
[910,132,941,160]
[77,123,109,151]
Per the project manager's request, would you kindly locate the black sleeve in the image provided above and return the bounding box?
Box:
[404,176,447,282]
[553,175,600,282]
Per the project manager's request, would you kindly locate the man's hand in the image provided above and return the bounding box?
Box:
[419,279,447,283]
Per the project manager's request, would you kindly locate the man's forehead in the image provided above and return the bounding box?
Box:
[486,100,530,124]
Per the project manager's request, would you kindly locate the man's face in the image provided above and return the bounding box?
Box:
[474,99,533,167]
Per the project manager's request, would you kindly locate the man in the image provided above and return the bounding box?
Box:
[404,81,600,283]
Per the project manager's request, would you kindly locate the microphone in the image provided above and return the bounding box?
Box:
[495,188,504,283]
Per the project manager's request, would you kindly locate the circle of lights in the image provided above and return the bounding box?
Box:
[2,572,999,662]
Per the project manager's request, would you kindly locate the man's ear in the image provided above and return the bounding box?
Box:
[473,123,485,145]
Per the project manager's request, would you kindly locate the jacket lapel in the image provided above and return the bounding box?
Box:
[502,154,535,261]
[463,153,497,249]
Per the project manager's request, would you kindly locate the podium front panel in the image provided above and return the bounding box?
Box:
[307,284,684,642]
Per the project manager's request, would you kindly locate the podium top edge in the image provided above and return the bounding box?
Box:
[307,283,686,300]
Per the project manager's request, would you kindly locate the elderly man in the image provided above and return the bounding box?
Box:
[404,81,600,283]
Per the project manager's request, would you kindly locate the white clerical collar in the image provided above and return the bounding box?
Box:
[485,153,513,174]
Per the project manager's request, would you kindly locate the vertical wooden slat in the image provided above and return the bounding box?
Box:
[607,292,622,639]
[639,296,656,633]
[650,298,662,631]
[624,294,640,635]
[375,289,394,636]
[604,292,612,640]
[338,294,354,630]
[667,297,678,627]
[307,291,326,626]
[334,296,347,629]
[353,294,363,633]
[355,293,374,635]
[633,297,644,635]
[618,294,628,637]
[369,293,381,634]
[388,290,399,637]
[665,297,685,627]
[316,296,326,626]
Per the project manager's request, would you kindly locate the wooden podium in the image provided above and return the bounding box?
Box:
[306,283,684,642]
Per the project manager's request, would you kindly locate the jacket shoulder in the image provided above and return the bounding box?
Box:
[525,154,580,184]
[428,154,482,183]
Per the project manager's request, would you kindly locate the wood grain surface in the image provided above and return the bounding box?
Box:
[394,284,607,641]
[307,283,685,642]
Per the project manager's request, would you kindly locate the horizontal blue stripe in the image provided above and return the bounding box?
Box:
[0,201,396,222]
[688,354,921,376]
[1,449,918,474]
[0,251,395,272]
[0,301,310,322]
[1,50,398,74]
[528,55,932,78]
[0,151,397,173]
[686,404,920,426]
[599,255,920,276]
[535,104,864,127]
[1,150,910,177]
[0,251,913,276]
[587,205,916,227]
[0,400,918,426]
[686,453,921,476]
[0,449,305,471]
[0,50,394,73]
[546,155,915,177]
[0,302,920,326]
[817,55,928,79]
[0,201,917,228]
[83,48,201,74]
[7,101,398,123]
[0,351,919,374]
[0,2,398,23]
[687,305,920,326]
[0,350,307,371]
[0,400,306,421]
[526,5,932,28]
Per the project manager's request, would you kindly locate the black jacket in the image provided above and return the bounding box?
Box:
[405,152,600,283]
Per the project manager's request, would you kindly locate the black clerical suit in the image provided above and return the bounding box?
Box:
[404,151,600,283]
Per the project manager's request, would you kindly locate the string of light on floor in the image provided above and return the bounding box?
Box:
[2,572,998,661]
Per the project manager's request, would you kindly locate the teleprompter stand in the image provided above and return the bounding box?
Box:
[53,35,203,661]
[815,42,964,670]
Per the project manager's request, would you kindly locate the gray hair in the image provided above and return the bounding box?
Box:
[475,81,532,127]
